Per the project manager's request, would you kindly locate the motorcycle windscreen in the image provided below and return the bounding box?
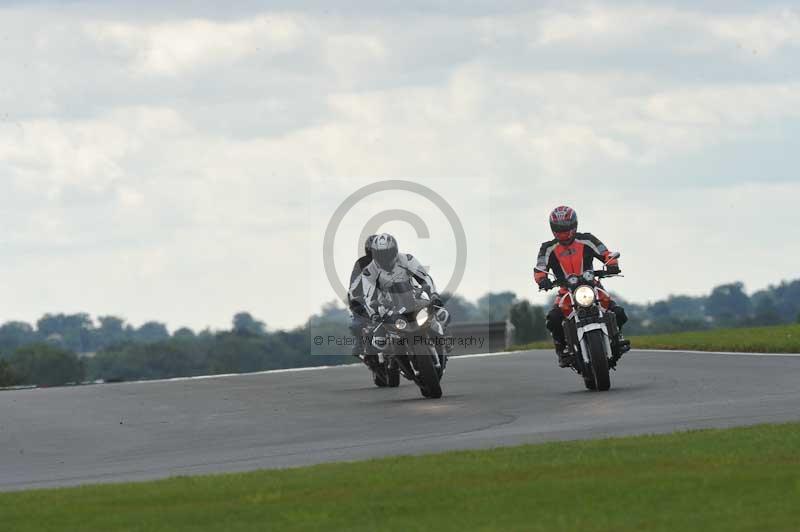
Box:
[385,279,417,314]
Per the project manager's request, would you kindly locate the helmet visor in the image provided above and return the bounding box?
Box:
[374,248,398,270]
[550,220,576,233]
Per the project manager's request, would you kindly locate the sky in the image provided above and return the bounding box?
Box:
[0,1,798,331]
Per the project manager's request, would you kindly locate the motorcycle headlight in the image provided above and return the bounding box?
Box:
[395,318,408,330]
[415,308,430,326]
[574,285,596,307]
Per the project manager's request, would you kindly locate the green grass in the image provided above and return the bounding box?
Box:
[511,323,800,353]
[2,423,800,531]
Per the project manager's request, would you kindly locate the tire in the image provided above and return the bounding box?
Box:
[386,365,400,387]
[585,330,611,391]
[413,346,442,399]
[583,375,596,390]
[372,366,389,388]
[435,346,447,379]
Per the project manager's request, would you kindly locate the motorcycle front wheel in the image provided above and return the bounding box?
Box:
[585,330,611,391]
[413,345,442,399]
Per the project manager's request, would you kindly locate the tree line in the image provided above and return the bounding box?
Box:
[0,312,348,388]
[450,279,800,343]
[0,314,174,355]
[1,279,798,388]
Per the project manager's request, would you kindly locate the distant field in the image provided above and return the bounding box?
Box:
[1,423,798,532]
[511,323,800,353]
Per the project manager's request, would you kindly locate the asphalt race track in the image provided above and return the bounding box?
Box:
[2,349,800,492]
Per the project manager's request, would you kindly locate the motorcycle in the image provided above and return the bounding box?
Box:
[368,280,449,399]
[537,252,630,391]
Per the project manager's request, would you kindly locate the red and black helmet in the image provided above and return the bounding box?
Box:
[549,206,577,244]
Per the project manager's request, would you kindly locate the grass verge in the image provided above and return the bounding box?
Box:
[510,323,800,353]
[1,423,799,531]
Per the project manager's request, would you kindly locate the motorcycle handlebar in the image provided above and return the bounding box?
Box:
[537,270,622,291]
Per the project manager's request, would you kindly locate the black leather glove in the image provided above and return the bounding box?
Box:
[606,264,621,275]
[431,292,444,308]
[538,278,554,290]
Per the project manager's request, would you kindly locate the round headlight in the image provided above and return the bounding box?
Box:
[574,285,596,307]
[415,308,429,327]
[395,318,408,330]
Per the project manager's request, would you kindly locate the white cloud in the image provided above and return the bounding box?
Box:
[529,5,800,57]
[0,107,187,199]
[87,14,303,75]
[299,66,800,180]
[324,33,387,85]
[707,9,800,55]
[642,84,800,126]
[533,6,675,47]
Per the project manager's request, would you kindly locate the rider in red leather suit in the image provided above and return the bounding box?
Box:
[534,206,628,367]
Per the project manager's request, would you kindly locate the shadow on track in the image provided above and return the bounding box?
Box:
[559,382,656,395]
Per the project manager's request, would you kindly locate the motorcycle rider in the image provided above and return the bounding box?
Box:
[354,233,449,356]
[347,234,378,361]
[534,206,630,367]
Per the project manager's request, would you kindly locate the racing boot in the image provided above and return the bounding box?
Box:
[554,340,574,368]
[363,335,385,370]
[351,342,362,360]
[443,335,454,355]
[351,335,370,361]
[617,333,631,354]
[610,333,631,367]
[363,353,380,370]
